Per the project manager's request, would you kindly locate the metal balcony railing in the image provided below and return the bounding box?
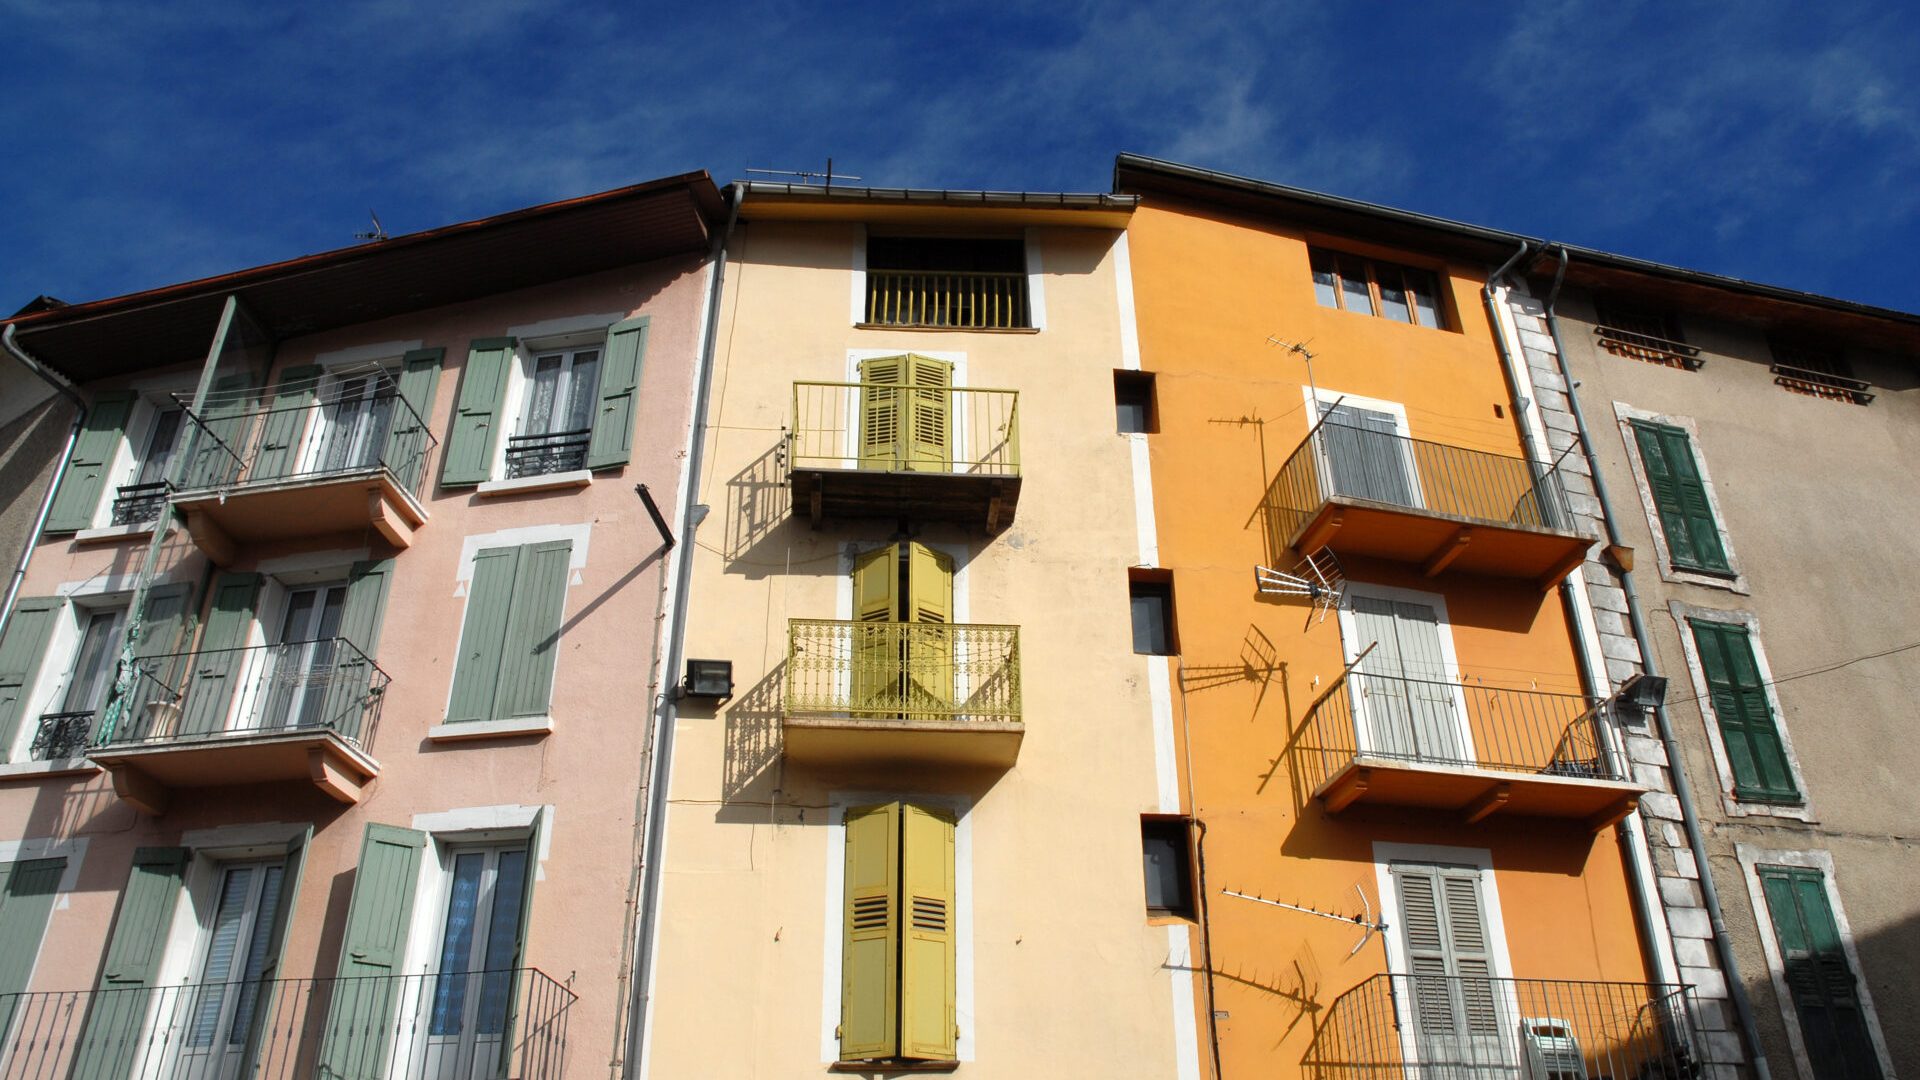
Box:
[175,376,436,503]
[1294,670,1623,794]
[95,637,388,752]
[110,481,172,527]
[1770,363,1875,405]
[786,620,1021,724]
[1303,973,1723,1079]
[1264,420,1577,550]
[1594,325,1704,370]
[0,968,573,1080]
[864,269,1030,329]
[789,382,1020,477]
[28,710,93,761]
[503,428,591,478]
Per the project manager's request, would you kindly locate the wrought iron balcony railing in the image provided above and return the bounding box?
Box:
[789,382,1020,477]
[110,481,173,527]
[1770,363,1875,405]
[864,269,1031,329]
[786,619,1021,724]
[95,637,388,752]
[1264,420,1578,550]
[29,710,94,761]
[175,377,436,503]
[1594,325,1704,370]
[503,427,591,479]
[0,967,573,1080]
[1295,669,1624,795]
[1303,973,1724,1079]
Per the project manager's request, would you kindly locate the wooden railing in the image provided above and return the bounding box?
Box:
[864,269,1031,329]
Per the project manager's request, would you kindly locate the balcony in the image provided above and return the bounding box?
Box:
[1293,670,1644,830]
[788,381,1021,531]
[1594,324,1703,370]
[863,269,1031,330]
[172,381,436,562]
[783,619,1022,768]
[27,709,95,761]
[1304,973,1726,1079]
[1263,419,1592,588]
[90,638,388,814]
[0,968,573,1079]
[503,427,591,478]
[110,481,173,528]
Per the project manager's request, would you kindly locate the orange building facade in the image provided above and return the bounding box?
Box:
[1116,158,1737,1078]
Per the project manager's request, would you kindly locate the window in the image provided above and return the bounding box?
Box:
[182,859,287,1073]
[1115,371,1157,434]
[1310,248,1445,329]
[1129,574,1176,656]
[305,367,401,474]
[1769,339,1873,405]
[262,584,348,731]
[1140,817,1194,919]
[1392,862,1504,1067]
[1757,865,1883,1080]
[113,404,183,525]
[425,843,530,1072]
[839,801,957,1064]
[865,236,1030,329]
[507,346,599,478]
[446,542,572,724]
[1595,305,1701,369]
[858,354,954,472]
[40,605,126,758]
[1630,420,1730,574]
[1317,400,1418,507]
[1345,594,1470,765]
[1690,619,1800,805]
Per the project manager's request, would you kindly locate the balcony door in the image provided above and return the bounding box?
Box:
[858,355,953,473]
[423,844,529,1080]
[1318,400,1418,509]
[1347,593,1471,765]
[262,585,346,731]
[43,607,126,755]
[1392,862,1510,1076]
[177,859,286,1080]
[314,371,398,474]
[851,542,954,717]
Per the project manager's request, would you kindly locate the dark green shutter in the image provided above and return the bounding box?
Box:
[385,348,444,492]
[1632,421,1729,572]
[181,374,257,489]
[46,390,138,533]
[1691,620,1799,803]
[495,541,571,720]
[251,365,323,480]
[319,823,425,1080]
[585,316,649,470]
[113,581,197,743]
[0,856,65,1040]
[322,559,395,741]
[440,338,515,488]
[0,597,61,760]
[1759,867,1883,1080]
[447,546,518,723]
[178,573,262,736]
[73,847,189,1080]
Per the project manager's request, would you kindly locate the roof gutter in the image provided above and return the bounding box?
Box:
[0,322,87,643]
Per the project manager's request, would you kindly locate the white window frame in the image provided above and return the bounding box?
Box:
[1612,402,1748,593]
[1733,845,1896,1080]
[295,360,404,477]
[77,383,194,535]
[1335,582,1475,764]
[1372,842,1518,1073]
[1667,601,1814,822]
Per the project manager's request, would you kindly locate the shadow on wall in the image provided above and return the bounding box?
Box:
[718,661,785,807]
[724,438,791,566]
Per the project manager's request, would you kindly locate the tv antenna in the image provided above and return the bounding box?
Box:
[1220,884,1386,958]
[355,210,388,242]
[1255,549,1344,625]
[1267,334,1320,410]
[744,158,862,190]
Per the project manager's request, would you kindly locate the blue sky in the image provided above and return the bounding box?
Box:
[5,0,1918,313]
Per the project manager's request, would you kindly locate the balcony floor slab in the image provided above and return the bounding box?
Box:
[93,729,378,814]
[174,469,426,558]
[1290,497,1592,587]
[783,715,1023,770]
[1313,755,1645,831]
[790,468,1021,532]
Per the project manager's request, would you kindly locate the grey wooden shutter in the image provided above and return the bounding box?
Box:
[115,581,197,743]
[447,546,519,723]
[440,338,515,488]
[385,347,444,492]
[46,390,138,532]
[1395,863,1503,1070]
[495,541,572,720]
[585,317,649,470]
[178,573,261,736]
[1321,403,1415,507]
[251,365,323,480]
[321,559,396,742]
[319,823,425,1079]
[0,597,62,760]
[73,847,189,1080]
[0,856,65,1040]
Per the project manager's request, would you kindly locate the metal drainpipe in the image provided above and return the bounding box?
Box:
[1537,245,1773,1079]
[621,180,743,1080]
[1482,243,1679,990]
[0,323,88,641]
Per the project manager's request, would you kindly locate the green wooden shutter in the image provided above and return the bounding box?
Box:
[322,559,396,741]
[0,856,65,1040]
[178,573,262,736]
[904,355,954,472]
[114,581,196,743]
[440,338,515,488]
[1690,620,1800,803]
[1632,421,1729,572]
[851,545,900,711]
[585,316,649,470]
[447,546,519,723]
[899,804,958,1060]
[45,390,138,533]
[0,597,61,760]
[859,355,907,470]
[384,347,444,492]
[319,823,425,1080]
[1759,867,1883,1080]
[496,540,571,720]
[905,543,954,715]
[841,802,900,1061]
[250,365,323,480]
[73,847,189,1080]
[181,374,257,490]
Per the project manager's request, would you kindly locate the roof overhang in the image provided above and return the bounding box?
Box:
[739,181,1135,229]
[1114,154,1920,354]
[6,171,726,383]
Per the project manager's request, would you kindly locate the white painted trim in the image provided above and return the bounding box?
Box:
[73,522,156,544]
[453,523,594,586]
[506,312,629,344]
[1148,659,1178,812]
[411,802,549,844]
[178,820,307,854]
[1129,435,1159,567]
[818,792,976,1063]
[1734,845,1898,1080]
[1667,602,1815,821]
[427,715,555,742]
[1372,842,1518,1070]
[254,548,368,579]
[1335,581,1475,761]
[55,572,140,597]
[1114,232,1142,372]
[1611,402,1749,593]
[476,470,592,496]
[0,835,89,897]
[1023,229,1047,331]
[0,758,99,780]
[849,225,868,326]
[311,340,423,369]
[1166,921,1203,1080]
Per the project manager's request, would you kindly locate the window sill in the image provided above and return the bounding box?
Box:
[74,522,158,544]
[855,323,1038,334]
[1146,912,1197,926]
[427,716,555,742]
[476,471,593,497]
[830,1061,959,1073]
[0,758,101,781]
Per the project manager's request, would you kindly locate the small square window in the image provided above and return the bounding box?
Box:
[1129,574,1176,656]
[1140,817,1195,919]
[1115,371,1157,434]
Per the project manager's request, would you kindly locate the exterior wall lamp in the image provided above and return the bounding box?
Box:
[680,659,734,700]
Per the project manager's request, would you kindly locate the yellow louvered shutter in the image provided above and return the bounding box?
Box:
[904,355,953,472]
[841,803,900,1061]
[852,545,901,713]
[905,543,954,716]
[899,803,958,1060]
[859,356,907,469]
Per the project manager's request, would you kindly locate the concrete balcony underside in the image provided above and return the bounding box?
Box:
[782,715,1024,769]
[789,467,1021,533]
[1291,496,1593,588]
[173,469,426,562]
[91,729,377,815]
[1313,755,1645,832]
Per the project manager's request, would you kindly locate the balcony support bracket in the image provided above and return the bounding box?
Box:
[183,509,237,567]
[1296,508,1345,560]
[1535,543,1593,591]
[308,747,368,805]
[1322,765,1372,814]
[1461,781,1511,825]
[1585,796,1638,834]
[986,481,1009,534]
[367,490,415,549]
[1422,527,1474,578]
[104,763,168,816]
[807,475,824,530]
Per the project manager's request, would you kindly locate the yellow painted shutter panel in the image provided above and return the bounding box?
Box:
[899,803,958,1060]
[905,543,954,716]
[905,355,953,472]
[859,356,907,469]
[841,802,900,1061]
[852,545,901,713]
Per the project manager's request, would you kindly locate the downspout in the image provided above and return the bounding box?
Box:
[0,323,88,640]
[1537,245,1773,1079]
[622,181,742,1080]
[1482,243,1682,990]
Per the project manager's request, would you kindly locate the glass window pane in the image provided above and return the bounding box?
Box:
[190,866,254,1047]
[138,409,184,486]
[478,849,529,1034]
[1116,400,1148,434]
[1310,251,1339,309]
[524,356,563,434]
[563,351,600,434]
[1408,270,1443,328]
[228,864,285,1045]
[1131,593,1167,655]
[1338,258,1375,315]
[63,609,124,712]
[1379,271,1412,323]
[431,852,486,1036]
